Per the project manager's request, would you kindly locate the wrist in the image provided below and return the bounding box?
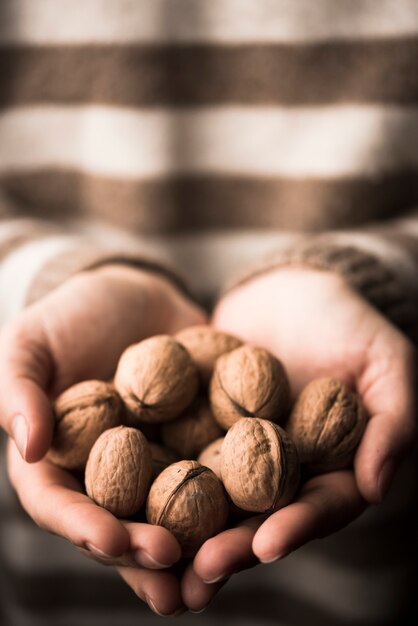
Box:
[220,267,350,310]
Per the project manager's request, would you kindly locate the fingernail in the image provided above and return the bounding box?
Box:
[134,550,172,569]
[146,596,185,617]
[259,550,289,564]
[378,457,396,501]
[203,573,228,584]
[12,414,28,460]
[259,555,279,564]
[85,543,115,560]
[190,607,207,614]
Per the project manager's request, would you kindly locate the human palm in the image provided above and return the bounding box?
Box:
[3,266,416,615]
[180,268,416,611]
[2,264,206,616]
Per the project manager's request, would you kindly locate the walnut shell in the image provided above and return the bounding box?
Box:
[176,325,242,386]
[85,426,152,517]
[210,345,290,430]
[221,418,300,513]
[146,460,229,557]
[286,378,366,472]
[161,398,224,459]
[114,335,199,424]
[197,437,224,480]
[47,380,123,471]
[149,443,179,480]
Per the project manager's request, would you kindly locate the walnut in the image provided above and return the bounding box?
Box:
[114,335,199,424]
[197,437,224,480]
[286,378,366,472]
[210,345,290,429]
[198,437,250,519]
[47,380,123,471]
[161,398,224,459]
[176,325,242,386]
[221,418,300,513]
[149,442,179,480]
[146,460,229,557]
[85,426,152,517]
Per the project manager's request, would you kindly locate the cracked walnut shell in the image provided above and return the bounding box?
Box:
[85,426,152,517]
[114,335,199,424]
[47,380,123,471]
[286,378,366,472]
[146,460,229,557]
[221,418,300,513]
[210,345,290,429]
[176,325,242,386]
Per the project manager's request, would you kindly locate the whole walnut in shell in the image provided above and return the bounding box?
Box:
[149,442,179,480]
[85,426,152,517]
[197,437,224,480]
[221,418,300,513]
[286,378,366,472]
[146,460,229,557]
[210,345,290,430]
[47,380,123,471]
[114,335,199,424]
[198,437,251,520]
[161,398,223,459]
[176,325,242,386]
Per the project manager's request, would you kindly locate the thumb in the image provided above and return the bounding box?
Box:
[0,321,54,462]
[355,332,416,503]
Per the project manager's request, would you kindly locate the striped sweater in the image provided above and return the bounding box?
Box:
[1,1,418,625]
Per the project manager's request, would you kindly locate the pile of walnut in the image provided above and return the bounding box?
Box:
[47,326,366,559]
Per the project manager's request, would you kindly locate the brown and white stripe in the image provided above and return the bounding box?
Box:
[0,40,417,107]
[1,2,418,623]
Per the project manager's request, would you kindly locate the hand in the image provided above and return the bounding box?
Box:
[180,268,417,612]
[2,264,206,616]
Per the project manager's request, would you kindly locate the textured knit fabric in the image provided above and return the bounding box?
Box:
[1,1,418,625]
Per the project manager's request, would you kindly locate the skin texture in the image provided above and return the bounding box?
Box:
[178,267,416,613]
[3,266,416,615]
[2,264,206,616]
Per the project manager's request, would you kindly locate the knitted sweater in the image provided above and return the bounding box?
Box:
[0,2,418,625]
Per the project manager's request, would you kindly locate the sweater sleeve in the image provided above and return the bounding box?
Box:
[0,192,188,325]
[225,211,418,343]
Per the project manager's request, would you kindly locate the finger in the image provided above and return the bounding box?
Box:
[252,472,366,564]
[0,322,54,462]
[77,522,182,569]
[193,516,264,584]
[117,566,185,616]
[7,441,129,557]
[181,561,228,613]
[122,521,181,569]
[355,333,417,503]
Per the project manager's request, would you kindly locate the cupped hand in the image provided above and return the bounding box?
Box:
[181,268,417,612]
[1,263,206,616]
